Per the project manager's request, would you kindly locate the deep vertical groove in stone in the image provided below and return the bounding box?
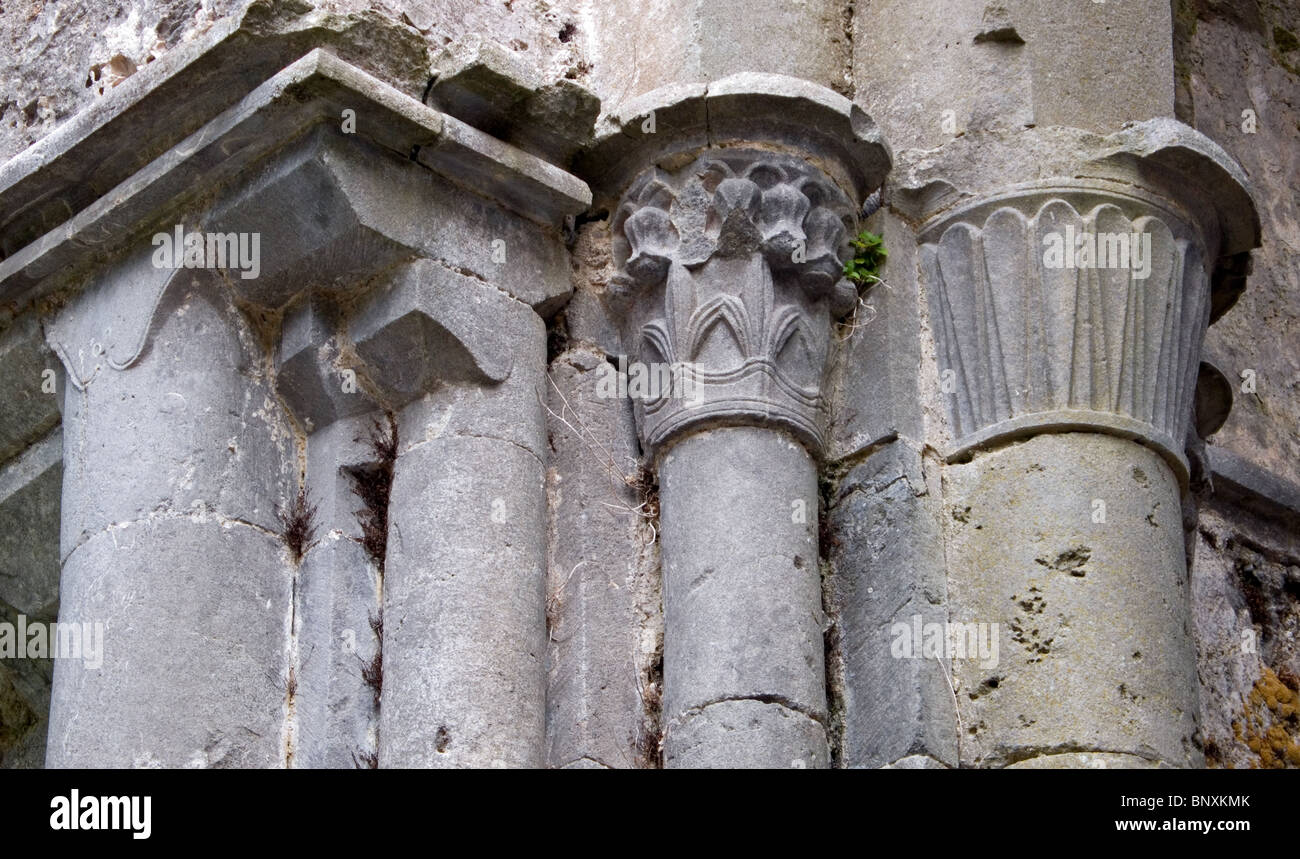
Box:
[346,412,396,768]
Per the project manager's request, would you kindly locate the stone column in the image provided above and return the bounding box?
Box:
[349,259,551,768]
[913,129,1259,768]
[272,295,382,769]
[588,80,890,767]
[44,247,294,768]
[21,48,591,769]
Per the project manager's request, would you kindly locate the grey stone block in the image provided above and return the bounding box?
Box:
[1,50,588,313]
[658,427,826,726]
[379,435,547,768]
[428,35,599,167]
[1006,752,1166,769]
[349,259,519,406]
[200,130,415,309]
[582,73,889,208]
[831,440,957,768]
[50,267,294,561]
[561,287,622,358]
[943,433,1200,768]
[293,530,380,770]
[275,295,373,433]
[882,755,949,769]
[0,3,433,259]
[326,141,577,314]
[826,209,925,459]
[1207,445,1300,524]
[664,700,829,769]
[0,315,61,464]
[580,0,850,119]
[853,0,1173,151]
[0,598,55,769]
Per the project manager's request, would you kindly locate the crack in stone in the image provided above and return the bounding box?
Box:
[673,694,828,727]
[63,507,282,561]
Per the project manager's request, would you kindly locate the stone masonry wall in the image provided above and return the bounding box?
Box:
[0,0,1295,768]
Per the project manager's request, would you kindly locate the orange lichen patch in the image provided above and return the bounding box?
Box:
[1232,667,1300,769]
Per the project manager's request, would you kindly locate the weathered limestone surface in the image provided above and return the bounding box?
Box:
[0,591,55,769]
[829,439,956,769]
[0,0,588,165]
[664,699,830,769]
[290,393,383,769]
[1176,0,1300,490]
[1190,500,1300,769]
[376,276,550,768]
[658,428,826,751]
[0,428,62,618]
[46,266,295,767]
[854,0,1174,150]
[0,316,61,463]
[845,0,1265,770]
[582,0,852,104]
[824,208,924,460]
[544,347,660,770]
[944,433,1199,767]
[0,0,1295,772]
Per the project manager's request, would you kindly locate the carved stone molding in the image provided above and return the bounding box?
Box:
[610,150,860,454]
[920,185,1211,480]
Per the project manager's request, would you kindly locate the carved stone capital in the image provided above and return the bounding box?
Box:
[920,182,1227,482]
[610,150,862,454]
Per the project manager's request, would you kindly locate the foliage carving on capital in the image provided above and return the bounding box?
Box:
[608,150,861,453]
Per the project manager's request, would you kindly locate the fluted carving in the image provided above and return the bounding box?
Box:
[610,150,859,453]
[920,190,1210,477]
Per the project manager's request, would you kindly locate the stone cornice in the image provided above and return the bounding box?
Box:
[0,2,436,260]
[578,74,892,208]
[0,50,591,320]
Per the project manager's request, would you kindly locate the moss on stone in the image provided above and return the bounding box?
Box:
[1232,667,1300,768]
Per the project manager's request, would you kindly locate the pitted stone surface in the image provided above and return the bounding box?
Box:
[943,433,1200,768]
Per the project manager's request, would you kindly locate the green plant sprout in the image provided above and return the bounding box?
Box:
[843,229,887,286]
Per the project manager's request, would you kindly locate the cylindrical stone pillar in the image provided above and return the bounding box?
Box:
[350,259,550,768]
[917,157,1259,766]
[45,260,293,767]
[659,427,826,766]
